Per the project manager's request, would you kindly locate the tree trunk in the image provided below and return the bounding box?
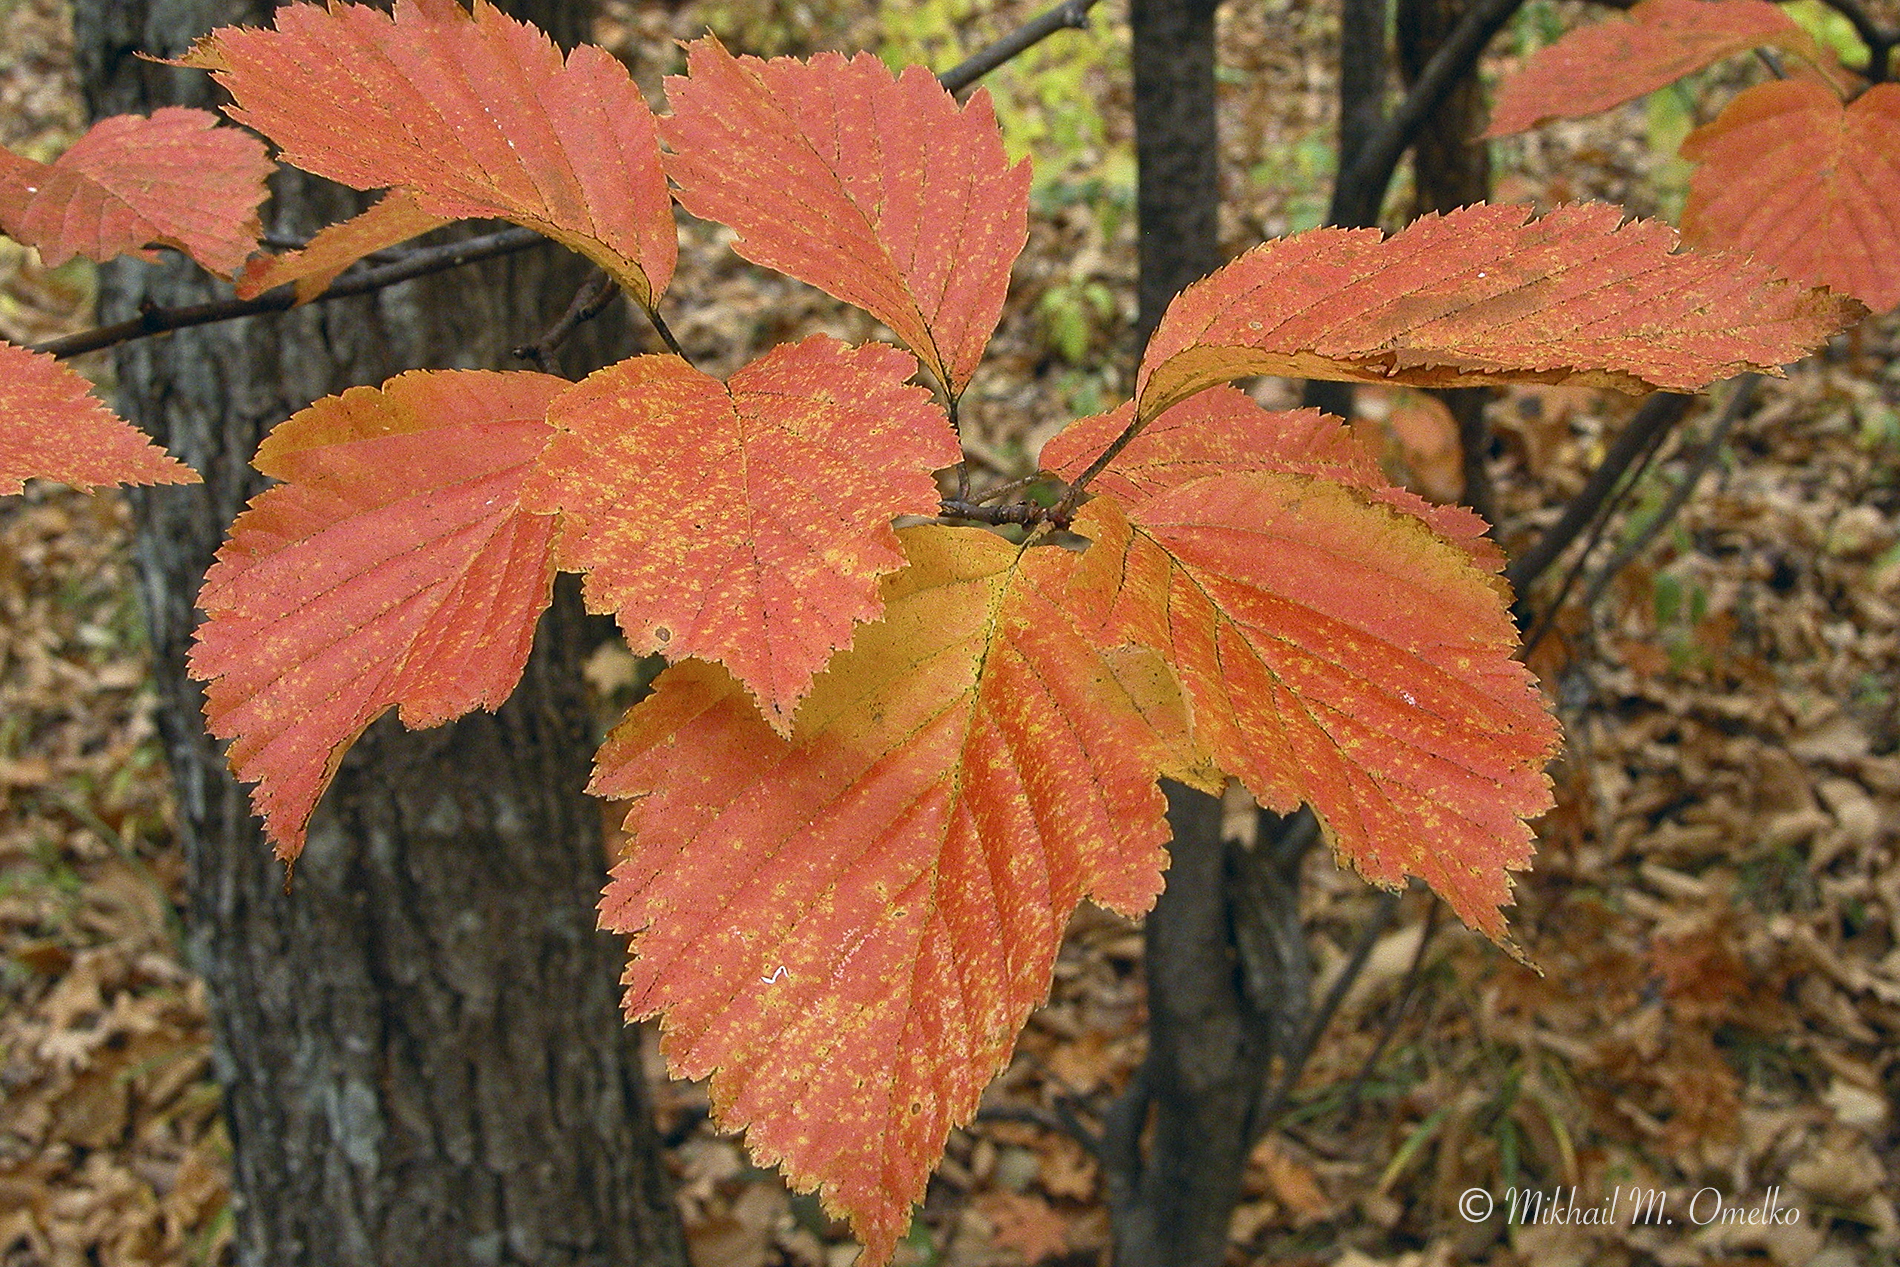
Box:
[1130,0,1221,345]
[1397,0,1497,522]
[72,4,688,1265]
[1108,7,1317,1263]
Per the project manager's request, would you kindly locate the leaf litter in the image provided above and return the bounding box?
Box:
[5,0,1899,1265]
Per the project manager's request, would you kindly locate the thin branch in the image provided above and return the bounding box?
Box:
[939,498,1045,525]
[1517,406,1674,660]
[1504,391,1694,592]
[1811,0,1896,81]
[1330,0,1529,228]
[1052,411,1147,518]
[512,268,619,373]
[1579,373,1758,611]
[939,0,1103,94]
[36,0,1105,364]
[645,307,687,360]
[36,226,546,359]
[1252,885,1406,1140]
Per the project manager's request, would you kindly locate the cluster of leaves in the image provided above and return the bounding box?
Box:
[0,1,1866,1259]
[1489,0,1900,313]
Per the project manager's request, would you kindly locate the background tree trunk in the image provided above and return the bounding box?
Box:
[71,3,689,1264]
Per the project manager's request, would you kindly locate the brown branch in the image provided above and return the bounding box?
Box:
[512,269,619,373]
[1504,391,1694,593]
[1329,0,1528,228]
[1578,374,1758,610]
[35,226,547,360]
[1810,0,1896,81]
[938,0,1103,94]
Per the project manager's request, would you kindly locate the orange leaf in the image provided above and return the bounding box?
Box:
[236,188,449,303]
[1681,80,1900,314]
[662,38,1029,398]
[0,341,198,494]
[182,0,675,306]
[0,108,270,276]
[189,370,566,859]
[592,525,1172,1264]
[1485,0,1845,137]
[1040,386,1498,567]
[1068,483,1558,944]
[1134,202,1861,420]
[520,337,957,733]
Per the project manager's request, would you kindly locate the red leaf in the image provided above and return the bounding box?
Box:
[236,188,448,302]
[189,370,566,859]
[520,337,958,733]
[1484,0,1845,136]
[1135,202,1861,422]
[1068,483,1558,944]
[1039,386,1499,567]
[592,526,1172,1264]
[0,108,270,276]
[0,341,198,494]
[662,38,1029,398]
[1681,80,1900,314]
[182,0,675,307]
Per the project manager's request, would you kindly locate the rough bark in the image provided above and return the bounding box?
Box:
[72,3,688,1265]
[1130,0,1221,344]
[1398,0,1497,523]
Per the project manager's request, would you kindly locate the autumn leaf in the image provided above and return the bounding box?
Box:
[520,336,958,733]
[1484,0,1848,136]
[1134,202,1861,422]
[592,525,1173,1264]
[662,38,1029,398]
[0,108,270,276]
[1039,386,1498,567]
[1681,80,1900,314]
[182,0,675,307]
[236,188,448,303]
[1065,480,1558,943]
[1,341,198,494]
[189,370,567,859]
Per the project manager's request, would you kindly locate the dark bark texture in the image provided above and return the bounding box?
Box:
[1398,0,1497,524]
[1130,0,1221,344]
[72,3,688,1264]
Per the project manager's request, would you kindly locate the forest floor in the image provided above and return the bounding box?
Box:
[2,0,1898,1265]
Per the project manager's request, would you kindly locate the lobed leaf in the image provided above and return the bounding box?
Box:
[1135,202,1861,421]
[1067,480,1559,944]
[0,108,270,276]
[182,0,675,307]
[662,38,1029,398]
[1681,80,1900,313]
[0,341,198,494]
[592,525,1174,1265]
[519,337,958,733]
[236,188,448,303]
[1040,386,1499,567]
[189,370,566,859]
[1484,0,1847,136]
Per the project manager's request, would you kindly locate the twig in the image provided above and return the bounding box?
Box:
[1812,0,1896,81]
[37,0,1107,364]
[36,226,546,359]
[1504,392,1694,592]
[512,269,619,373]
[1337,900,1441,1122]
[939,498,1045,525]
[938,0,1103,94]
[1252,885,1406,1139]
[972,1102,1104,1157]
[1517,402,1675,659]
[1578,373,1758,611]
[1329,0,1529,228]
